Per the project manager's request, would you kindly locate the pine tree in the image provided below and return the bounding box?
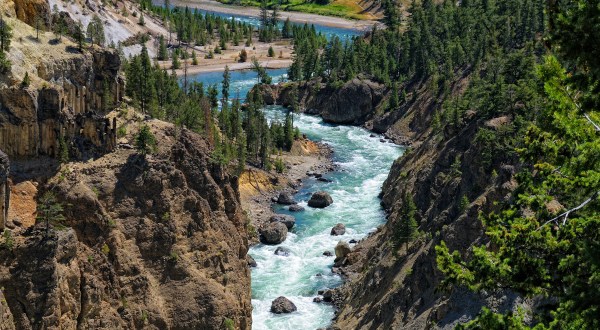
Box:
[21,72,30,88]
[268,46,275,57]
[395,193,418,249]
[222,65,230,102]
[0,16,12,51]
[158,35,168,60]
[139,45,156,113]
[172,50,181,69]
[74,20,85,52]
[135,125,157,156]
[34,15,45,40]
[259,0,269,28]
[87,15,105,47]
[37,191,65,238]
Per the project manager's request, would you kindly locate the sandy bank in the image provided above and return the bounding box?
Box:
[169,0,379,31]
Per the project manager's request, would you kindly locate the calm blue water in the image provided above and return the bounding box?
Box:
[151,1,362,40]
[185,68,288,101]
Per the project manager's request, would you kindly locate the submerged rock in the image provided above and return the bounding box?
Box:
[277,192,296,205]
[323,251,333,257]
[269,214,296,229]
[271,296,297,314]
[330,223,346,236]
[288,204,305,212]
[260,222,288,245]
[274,247,292,256]
[308,191,333,208]
[247,255,257,267]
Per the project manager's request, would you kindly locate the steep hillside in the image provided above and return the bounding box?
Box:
[0,2,253,329]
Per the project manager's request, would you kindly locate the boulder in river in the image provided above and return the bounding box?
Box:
[289,204,305,212]
[307,191,333,208]
[317,177,332,183]
[323,251,333,257]
[277,192,296,205]
[335,241,352,259]
[274,247,292,256]
[270,296,297,314]
[247,255,257,267]
[330,223,346,236]
[259,222,288,245]
[270,214,296,229]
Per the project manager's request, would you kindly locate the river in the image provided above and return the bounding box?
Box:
[187,68,402,329]
[178,6,401,328]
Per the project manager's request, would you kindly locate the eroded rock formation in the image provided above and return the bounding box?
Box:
[0,48,122,159]
[0,128,252,329]
[0,150,8,230]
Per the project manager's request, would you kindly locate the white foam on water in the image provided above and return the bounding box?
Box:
[251,106,403,329]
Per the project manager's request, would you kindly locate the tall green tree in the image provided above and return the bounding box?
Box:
[37,191,65,238]
[135,124,157,156]
[394,193,418,249]
[0,16,12,51]
[87,15,105,47]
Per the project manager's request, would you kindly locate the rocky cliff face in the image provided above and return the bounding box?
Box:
[256,74,468,145]
[0,48,122,160]
[257,77,386,125]
[331,105,523,328]
[0,126,252,329]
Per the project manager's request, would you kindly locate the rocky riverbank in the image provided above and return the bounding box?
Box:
[238,138,335,245]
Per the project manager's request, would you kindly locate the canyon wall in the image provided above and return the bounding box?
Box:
[0,48,123,160]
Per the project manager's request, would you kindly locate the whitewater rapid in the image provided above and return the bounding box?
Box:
[250,108,403,329]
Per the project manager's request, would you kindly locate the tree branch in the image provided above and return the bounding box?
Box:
[537,190,599,230]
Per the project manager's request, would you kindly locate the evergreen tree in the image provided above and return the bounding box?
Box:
[87,14,105,47]
[259,0,269,28]
[135,125,157,156]
[222,65,230,102]
[34,15,45,40]
[268,46,275,57]
[37,191,65,238]
[394,193,418,249]
[158,35,168,60]
[139,45,156,114]
[74,20,85,52]
[0,16,12,51]
[172,49,181,69]
[21,72,30,88]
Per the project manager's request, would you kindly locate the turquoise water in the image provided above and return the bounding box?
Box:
[184,35,402,330]
[152,1,362,40]
[186,68,288,101]
[250,107,403,329]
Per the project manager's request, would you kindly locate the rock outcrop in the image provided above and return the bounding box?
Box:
[308,191,333,208]
[257,77,385,125]
[0,46,123,159]
[330,223,346,236]
[270,296,297,314]
[276,192,296,205]
[260,222,288,245]
[332,99,524,328]
[269,214,296,229]
[0,150,8,229]
[13,0,50,27]
[0,128,253,329]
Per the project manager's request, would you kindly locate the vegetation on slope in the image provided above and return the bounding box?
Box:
[287,0,599,327]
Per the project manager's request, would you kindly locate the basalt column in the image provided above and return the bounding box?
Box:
[0,150,9,229]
